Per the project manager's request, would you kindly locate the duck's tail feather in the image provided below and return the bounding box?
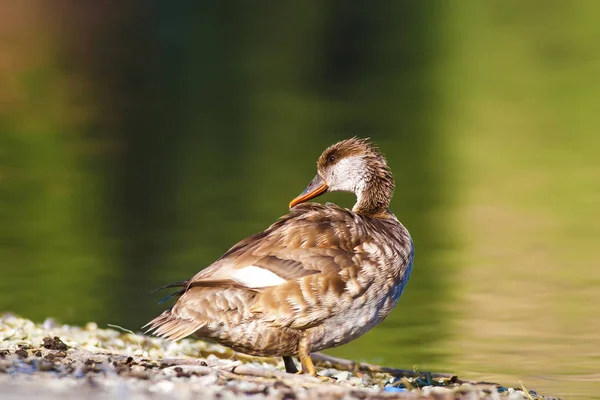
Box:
[157,289,186,304]
[150,280,189,294]
[142,309,201,341]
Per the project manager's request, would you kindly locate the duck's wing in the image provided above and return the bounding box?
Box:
[146,203,377,338]
[188,204,361,287]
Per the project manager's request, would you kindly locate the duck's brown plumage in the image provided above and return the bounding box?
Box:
[145,138,414,375]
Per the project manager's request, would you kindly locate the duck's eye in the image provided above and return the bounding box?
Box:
[328,155,336,163]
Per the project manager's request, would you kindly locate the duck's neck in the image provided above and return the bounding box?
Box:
[352,179,394,218]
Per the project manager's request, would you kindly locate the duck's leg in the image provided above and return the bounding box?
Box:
[297,337,337,381]
[282,356,298,374]
[298,337,317,376]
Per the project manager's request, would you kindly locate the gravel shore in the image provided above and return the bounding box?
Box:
[0,314,558,400]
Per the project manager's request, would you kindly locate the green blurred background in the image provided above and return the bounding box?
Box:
[1,1,599,398]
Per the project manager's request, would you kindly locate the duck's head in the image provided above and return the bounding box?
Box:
[289,137,395,217]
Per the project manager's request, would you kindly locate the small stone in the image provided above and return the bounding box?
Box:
[15,349,28,359]
[38,359,55,372]
[84,322,98,331]
[0,329,16,340]
[422,386,452,395]
[333,371,351,381]
[42,336,68,351]
[44,351,66,360]
[42,318,57,330]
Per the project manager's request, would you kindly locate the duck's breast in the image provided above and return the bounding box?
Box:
[307,226,414,351]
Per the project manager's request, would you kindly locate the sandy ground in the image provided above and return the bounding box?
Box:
[0,315,558,400]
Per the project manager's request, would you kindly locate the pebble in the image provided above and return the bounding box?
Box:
[333,370,351,381]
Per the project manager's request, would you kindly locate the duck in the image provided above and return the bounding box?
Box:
[144,137,414,376]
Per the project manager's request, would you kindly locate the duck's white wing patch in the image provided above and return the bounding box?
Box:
[230,266,287,288]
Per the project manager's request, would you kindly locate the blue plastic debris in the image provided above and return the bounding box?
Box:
[384,386,407,393]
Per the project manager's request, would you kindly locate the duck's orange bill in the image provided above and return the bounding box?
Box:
[289,174,328,208]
